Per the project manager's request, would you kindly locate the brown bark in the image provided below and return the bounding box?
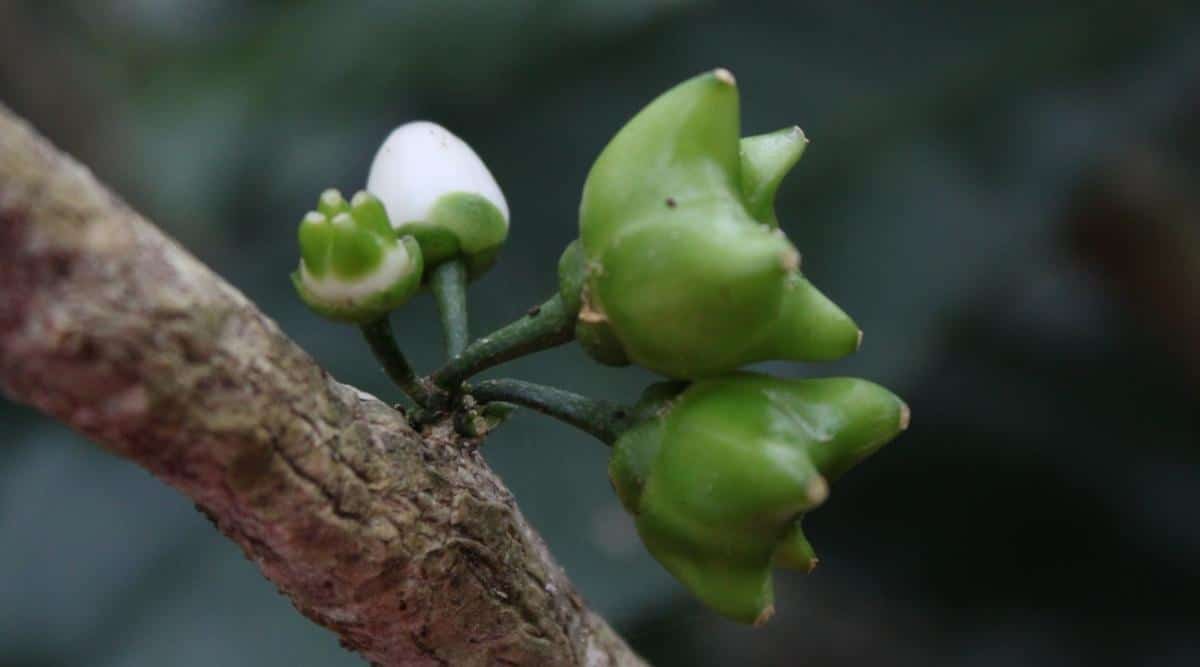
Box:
[0,104,644,666]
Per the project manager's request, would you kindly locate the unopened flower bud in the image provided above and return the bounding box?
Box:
[569,70,859,378]
[366,121,509,279]
[610,373,908,623]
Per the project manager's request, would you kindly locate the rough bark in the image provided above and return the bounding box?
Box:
[0,104,644,666]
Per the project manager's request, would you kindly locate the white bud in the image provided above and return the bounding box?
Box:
[366,121,509,228]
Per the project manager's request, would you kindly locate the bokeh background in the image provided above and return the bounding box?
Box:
[3,1,1200,665]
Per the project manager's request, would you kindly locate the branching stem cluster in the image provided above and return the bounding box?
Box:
[362,279,627,443]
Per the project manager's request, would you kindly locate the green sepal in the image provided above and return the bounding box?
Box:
[750,274,861,363]
[610,373,907,623]
[398,192,508,280]
[788,376,911,480]
[739,127,808,227]
[556,240,586,316]
[559,239,632,366]
[393,221,459,273]
[772,520,818,572]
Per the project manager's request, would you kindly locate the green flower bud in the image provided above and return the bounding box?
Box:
[366,121,509,279]
[572,69,859,378]
[292,189,423,323]
[610,373,908,623]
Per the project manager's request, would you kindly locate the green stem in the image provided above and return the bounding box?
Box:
[429,260,470,359]
[470,379,630,445]
[431,293,575,390]
[360,317,442,408]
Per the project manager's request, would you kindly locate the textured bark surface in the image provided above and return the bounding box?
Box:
[0,104,644,667]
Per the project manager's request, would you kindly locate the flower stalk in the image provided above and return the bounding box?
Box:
[360,317,444,408]
[431,293,575,390]
[469,378,630,445]
[429,259,470,359]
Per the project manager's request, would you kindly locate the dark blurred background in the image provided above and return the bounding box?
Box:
[3,1,1199,665]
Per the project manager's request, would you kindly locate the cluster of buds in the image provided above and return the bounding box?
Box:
[560,69,908,622]
[293,121,508,323]
[291,69,907,626]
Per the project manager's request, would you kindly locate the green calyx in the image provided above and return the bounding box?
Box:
[740,126,808,227]
[609,373,909,624]
[395,192,508,280]
[557,240,630,366]
[292,189,424,324]
[572,69,858,378]
[556,239,587,315]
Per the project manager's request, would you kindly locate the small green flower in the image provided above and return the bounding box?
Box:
[292,189,423,323]
[565,69,859,378]
[610,373,908,624]
[367,121,509,279]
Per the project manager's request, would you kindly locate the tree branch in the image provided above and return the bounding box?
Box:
[0,104,644,667]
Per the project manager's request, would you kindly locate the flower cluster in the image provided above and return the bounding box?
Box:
[558,69,908,622]
[293,121,509,323]
[291,69,907,625]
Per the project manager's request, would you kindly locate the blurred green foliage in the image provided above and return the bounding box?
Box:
[2,1,1199,665]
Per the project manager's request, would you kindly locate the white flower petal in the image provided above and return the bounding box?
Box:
[366,121,509,228]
